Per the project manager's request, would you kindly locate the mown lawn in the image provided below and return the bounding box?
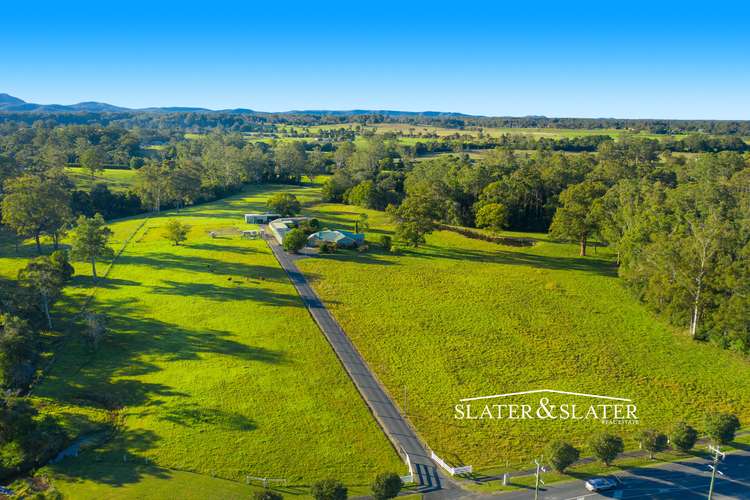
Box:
[297,203,750,469]
[11,184,401,497]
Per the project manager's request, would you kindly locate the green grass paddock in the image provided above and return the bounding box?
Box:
[65,167,138,193]
[6,184,401,497]
[297,203,750,469]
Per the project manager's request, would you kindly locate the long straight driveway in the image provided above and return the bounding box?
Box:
[263,232,455,495]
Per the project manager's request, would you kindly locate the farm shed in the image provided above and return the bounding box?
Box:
[244,213,281,224]
[268,217,309,244]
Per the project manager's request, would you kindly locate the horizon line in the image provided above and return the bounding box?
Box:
[3,93,750,122]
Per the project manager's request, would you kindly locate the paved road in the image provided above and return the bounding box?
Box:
[263,233,457,496]
[498,449,750,499]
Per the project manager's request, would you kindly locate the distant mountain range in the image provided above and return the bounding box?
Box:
[0,93,474,117]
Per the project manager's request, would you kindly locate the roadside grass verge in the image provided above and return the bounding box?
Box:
[462,433,750,493]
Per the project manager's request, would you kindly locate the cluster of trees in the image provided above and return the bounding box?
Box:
[0,129,331,255]
[0,122,145,173]
[134,135,329,212]
[376,139,748,353]
[0,171,128,257]
[491,133,747,154]
[353,114,750,136]
[0,251,71,387]
[0,213,113,391]
[0,210,115,478]
[546,412,740,473]
[322,137,405,210]
[0,395,67,479]
[0,256,73,477]
[290,131,748,161]
[390,148,595,234]
[589,151,750,351]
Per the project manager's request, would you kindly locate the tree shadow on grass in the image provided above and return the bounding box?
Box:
[149,280,303,306]
[297,207,616,277]
[98,297,286,364]
[35,296,285,411]
[48,427,171,487]
[302,209,363,231]
[308,249,400,267]
[415,243,618,277]
[117,252,289,283]
[148,402,256,431]
[69,275,142,289]
[188,242,263,255]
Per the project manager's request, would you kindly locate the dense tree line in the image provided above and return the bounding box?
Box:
[595,152,749,352]
[381,139,749,353]
[3,108,750,137]
[326,135,749,354]
[0,122,145,172]
[322,136,405,210]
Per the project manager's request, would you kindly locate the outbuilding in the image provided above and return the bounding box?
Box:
[244,213,281,224]
[268,217,310,245]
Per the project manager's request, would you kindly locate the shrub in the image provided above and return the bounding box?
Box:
[253,491,283,500]
[0,315,37,390]
[379,235,392,252]
[49,250,74,282]
[300,218,321,235]
[705,413,740,445]
[162,219,191,246]
[320,242,337,254]
[267,193,301,216]
[670,421,698,452]
[83,313,107,350]
[345,181,377,209]
[638,429,668,459]
[546,440,580,473]
[355,213,370,233]
[371,472,402,500]
[0,396,67,481]
[475,202,508,233]
[311,479,347,500]
[283,228,307,253]
[589,432,624,466]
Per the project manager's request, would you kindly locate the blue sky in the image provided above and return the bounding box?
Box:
[2,1,749,119]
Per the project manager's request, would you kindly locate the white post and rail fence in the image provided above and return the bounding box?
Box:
[399,447,414,484]
[430,450,473,476]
